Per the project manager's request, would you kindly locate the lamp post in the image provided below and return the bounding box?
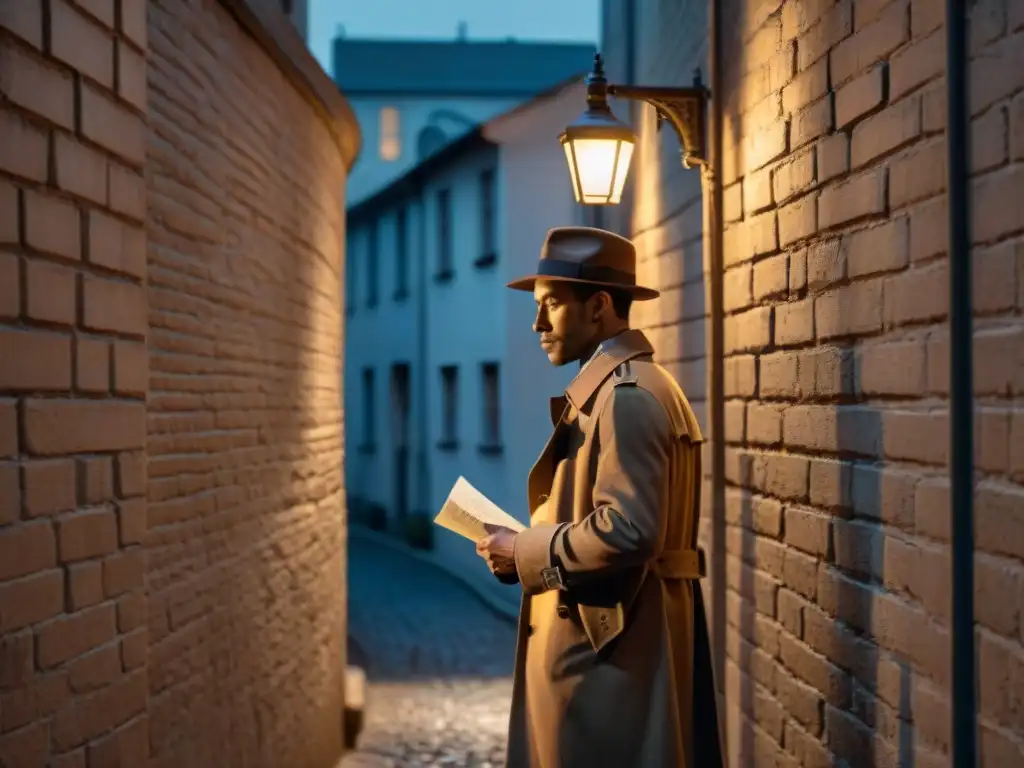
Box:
[560,53,710,203]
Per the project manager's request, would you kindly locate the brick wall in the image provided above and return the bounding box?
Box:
[0,1,357,766]
[0,1,150,763]
[606,0,1024,765]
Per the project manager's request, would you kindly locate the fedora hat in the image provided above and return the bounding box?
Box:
[506,226,660,301]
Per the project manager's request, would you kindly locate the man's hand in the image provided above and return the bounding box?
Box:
[476,524,518,577]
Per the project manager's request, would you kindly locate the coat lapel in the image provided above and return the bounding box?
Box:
[526,396,570,515]
[526,330,655,518]
[565,329,653,414]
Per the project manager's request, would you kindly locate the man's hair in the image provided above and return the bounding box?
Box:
[569,283,633,321]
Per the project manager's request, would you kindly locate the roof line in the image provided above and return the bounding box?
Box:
[332,37,595,47]
[346,73,584,223]
[337,88,567,97]
[346,127,491,221]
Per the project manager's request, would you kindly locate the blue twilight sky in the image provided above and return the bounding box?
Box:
[308,0,601,74]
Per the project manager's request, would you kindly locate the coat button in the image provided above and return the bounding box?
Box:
[556,605,570,619]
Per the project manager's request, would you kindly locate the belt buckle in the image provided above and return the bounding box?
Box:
[541,565,566,591]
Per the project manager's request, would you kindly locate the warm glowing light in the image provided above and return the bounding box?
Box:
[562,134,635,205]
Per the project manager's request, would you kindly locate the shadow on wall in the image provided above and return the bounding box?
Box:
[715,1,964,764]
[144,0,350,766]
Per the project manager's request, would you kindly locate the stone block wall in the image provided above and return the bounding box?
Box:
[604,0,1024,764]
[0,1,358,765]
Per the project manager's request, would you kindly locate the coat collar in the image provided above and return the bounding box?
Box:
[564,329,653,412]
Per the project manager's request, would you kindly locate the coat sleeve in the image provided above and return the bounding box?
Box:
[513,384,671,594]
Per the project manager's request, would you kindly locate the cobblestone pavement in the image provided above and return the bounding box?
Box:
[341,531,519,767]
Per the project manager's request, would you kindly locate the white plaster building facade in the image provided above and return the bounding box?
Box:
[344,80,597,611]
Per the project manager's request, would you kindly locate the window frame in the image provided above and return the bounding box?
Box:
[438,365,459,450]
[479,362,502,454]
[474,168,497,269]
[435,188,453,282]
[379,106,401,161]
[360,367,376,451]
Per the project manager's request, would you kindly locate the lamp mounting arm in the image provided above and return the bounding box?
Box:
[607,71,710,168]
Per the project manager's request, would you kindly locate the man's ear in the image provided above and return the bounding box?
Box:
[593,290,612,322]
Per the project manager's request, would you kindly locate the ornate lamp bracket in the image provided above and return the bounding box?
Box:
[608,69,710,169]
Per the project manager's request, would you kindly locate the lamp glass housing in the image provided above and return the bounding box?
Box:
[561,134,635,205]
[560,105,637,206]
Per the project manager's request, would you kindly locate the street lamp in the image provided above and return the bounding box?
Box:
[561,53,710,205]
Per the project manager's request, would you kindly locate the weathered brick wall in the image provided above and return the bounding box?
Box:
[607,0,1024,764]
[145,1,351,766]
[1,1,356,766]
[0,1,150,763]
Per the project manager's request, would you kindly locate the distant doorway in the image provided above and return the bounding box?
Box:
[391,363,411,521]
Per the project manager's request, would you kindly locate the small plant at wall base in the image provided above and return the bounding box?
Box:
[402,512,434,550]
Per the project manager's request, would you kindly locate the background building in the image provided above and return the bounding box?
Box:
[332,34,595,204]
[344,80,599,612]
[602,0,1024,764]
[280,0,309,40]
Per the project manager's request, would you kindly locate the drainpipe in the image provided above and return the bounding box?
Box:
[416,186,431,525]
[945,0,975,765]
[616,0,637,236]
[707,0,727,710]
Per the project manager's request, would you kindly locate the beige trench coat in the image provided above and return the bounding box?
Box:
[502,329,724,768]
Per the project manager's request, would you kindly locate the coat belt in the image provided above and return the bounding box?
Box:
[653,547,706,580]
[541,546,707,592]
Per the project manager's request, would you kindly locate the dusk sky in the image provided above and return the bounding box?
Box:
[308,0,601,74]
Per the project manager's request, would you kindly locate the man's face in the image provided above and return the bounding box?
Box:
[532,280,599,366]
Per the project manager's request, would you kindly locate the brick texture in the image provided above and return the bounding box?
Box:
[144,0,349,765]
[606,0,1024,764]
[0,0,352,766]
[0,0,149,761]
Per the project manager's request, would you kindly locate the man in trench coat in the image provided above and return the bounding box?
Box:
[476,226,724,768]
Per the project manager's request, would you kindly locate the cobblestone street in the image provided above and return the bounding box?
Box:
[342,531,518,767]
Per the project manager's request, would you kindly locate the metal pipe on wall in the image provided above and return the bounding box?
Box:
[610,0,636,237]
[945,0,976,765]
[707,0,727,720]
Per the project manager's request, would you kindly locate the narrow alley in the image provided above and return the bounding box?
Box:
[342,532,517,767]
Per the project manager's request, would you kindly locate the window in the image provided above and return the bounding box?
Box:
[391,363,410,448]
[361,368,376,449]
[367,219,379,307]
[395,206,408,299]
[476,168,496,268]
[391,363,411,520]
[346,247,357,315]
[439,365,458,449]
[436,188,452,279]
[480,362,501,452]
[379,107,400,161]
